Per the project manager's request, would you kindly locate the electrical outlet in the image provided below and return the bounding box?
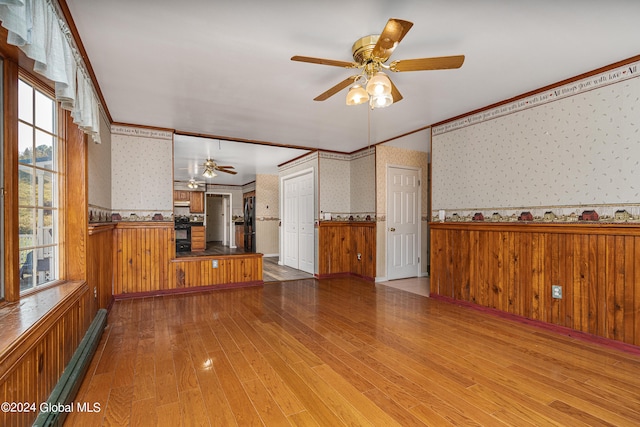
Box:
[212,260,219,268]
[552,285,562,299]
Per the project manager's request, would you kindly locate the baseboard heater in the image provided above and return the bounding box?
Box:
[33,308,108,427]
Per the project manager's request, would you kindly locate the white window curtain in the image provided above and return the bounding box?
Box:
[0,0,101,143]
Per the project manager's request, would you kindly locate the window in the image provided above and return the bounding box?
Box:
[18,78,59,292]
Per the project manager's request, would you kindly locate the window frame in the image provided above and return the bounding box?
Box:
[1,65,72,304]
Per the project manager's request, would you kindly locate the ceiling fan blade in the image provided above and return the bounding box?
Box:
[314,75,359,101]
[291,55,357,69]
[389,55,465,72]
[217,169,237,175]
[372,18,414,62]
[390,79,403,103]
[214,165,234,169]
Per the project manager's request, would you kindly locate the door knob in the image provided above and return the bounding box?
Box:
[390,228,396,232]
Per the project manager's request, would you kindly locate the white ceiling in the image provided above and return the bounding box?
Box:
[65,0,640,185]
[173,135,309,186]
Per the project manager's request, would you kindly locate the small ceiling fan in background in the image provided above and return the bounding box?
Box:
[291,18,465,109]
[187,178,205,189]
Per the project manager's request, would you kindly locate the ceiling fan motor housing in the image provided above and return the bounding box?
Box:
[352,35,380,64]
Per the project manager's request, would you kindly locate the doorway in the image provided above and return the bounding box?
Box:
[206,192,233,247]
[281,169,315,274]
[386,165,421,280]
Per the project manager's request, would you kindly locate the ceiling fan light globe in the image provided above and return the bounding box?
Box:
[366,71,392,96]
[203,168,217,178]
[346,84,369,105]
[370,93,393,109]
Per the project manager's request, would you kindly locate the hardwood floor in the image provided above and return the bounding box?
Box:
[377,277,430,297]
[65,277,640,426]
[262,256,314,282]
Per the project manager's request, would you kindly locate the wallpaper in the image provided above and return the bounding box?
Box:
[350,149,376,216]
[319,155,351,215]
[255,174,279,219]
[111,126,174,218]
[432,62,640,223]
[316,149,375,220]
[88,115,112,222]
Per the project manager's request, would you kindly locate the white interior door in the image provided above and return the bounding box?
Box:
[387,166,420,280]
[283,171,315,274]
[284,178,299,268]
[297,173,315,274]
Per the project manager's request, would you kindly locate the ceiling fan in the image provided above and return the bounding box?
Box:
[187,178,205,189]
[201,158,237,178]
[291,18,465,109]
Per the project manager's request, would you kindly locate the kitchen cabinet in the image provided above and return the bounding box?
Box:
[189,191,205,213]
[191,225,206,251]
[174,190,190,202]
[235,223,244,250]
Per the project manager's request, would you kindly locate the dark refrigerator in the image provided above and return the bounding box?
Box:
[243,195,256,252]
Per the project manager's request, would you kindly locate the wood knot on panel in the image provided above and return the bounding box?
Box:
[176,269,185,288]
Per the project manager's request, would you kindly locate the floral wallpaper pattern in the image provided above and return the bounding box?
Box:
[319,155,351,214]
[318,149,376,220]
[432,69,640,223]
[350,149,376,215]
[88,116,112,222]
[111,127,174,213]
[256,174,279,219]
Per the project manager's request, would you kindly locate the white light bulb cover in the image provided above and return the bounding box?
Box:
[203,168,217,178]
[346,84,369,105]
[366,72,392,96]
[370,93,393,109]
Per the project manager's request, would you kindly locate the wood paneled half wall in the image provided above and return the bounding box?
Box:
[113,222,174,295]
[430,222,640,347]
[113,222,263,298]
[318,221,375,280]
[170,253,263,291]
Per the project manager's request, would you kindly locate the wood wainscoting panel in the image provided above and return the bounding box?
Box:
[0,282,91,427]
[318,222,351,275]
[88,224,115,310]
[113,222,174,295]
[430,222,640,346]
[318,222,375,280]
[351,222,376,279]
[170,253,263,290]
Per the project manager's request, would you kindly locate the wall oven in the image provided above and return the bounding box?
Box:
[174,216,191,253]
